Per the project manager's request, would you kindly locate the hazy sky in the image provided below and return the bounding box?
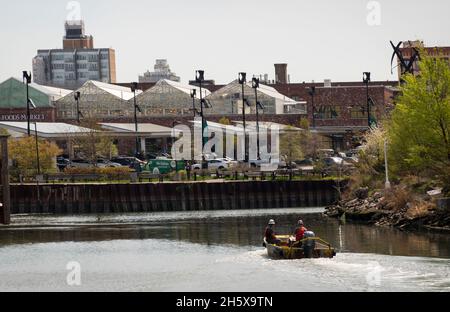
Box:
[1,0,449,85]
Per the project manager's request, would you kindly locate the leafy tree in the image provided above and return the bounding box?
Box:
[8,136,62,176]
[72,118,118,163]
[218,117,231,125]
[280,127,305,165]
[387,51,450,181]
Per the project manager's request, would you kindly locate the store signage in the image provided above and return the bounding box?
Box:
[0,113,47,121]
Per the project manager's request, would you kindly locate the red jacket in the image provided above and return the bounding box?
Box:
[295,226,307,241]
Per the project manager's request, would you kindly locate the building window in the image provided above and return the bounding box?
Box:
[65,64,75,71]
[88,55,98,62]
[315,106,341,119]
[52,63,64,70]
[89,64,98,71]
[350,106,367,119]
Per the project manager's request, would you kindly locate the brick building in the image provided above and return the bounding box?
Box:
[397,41,450,78]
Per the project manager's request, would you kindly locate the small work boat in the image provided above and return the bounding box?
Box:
[264,235,337,260]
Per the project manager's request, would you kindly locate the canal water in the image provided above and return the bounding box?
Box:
[0,208,449,292]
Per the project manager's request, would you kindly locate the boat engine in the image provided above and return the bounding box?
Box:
[303,231,316,258]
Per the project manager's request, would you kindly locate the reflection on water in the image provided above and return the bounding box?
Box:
[1,209,449,259]
[0,209,450,292]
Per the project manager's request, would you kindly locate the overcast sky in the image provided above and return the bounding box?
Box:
[1,0,449,85]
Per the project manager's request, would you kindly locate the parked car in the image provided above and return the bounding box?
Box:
[192,159,231,170]
[322,157,346,167]
[96,159,122,168]
[69,159,93,169]
[216,157,238,167]
[343,156,359,164]
[111,156,145,168]
[69,159,121,169]
[249,157,287,170]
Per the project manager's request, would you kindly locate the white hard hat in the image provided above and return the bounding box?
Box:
[298,220,304,225]
[268,219,276,225]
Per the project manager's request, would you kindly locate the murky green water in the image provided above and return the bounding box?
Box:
[0,208,449,292]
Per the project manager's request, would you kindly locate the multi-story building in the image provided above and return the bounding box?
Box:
[139,59,180,83]
[397,40,450,79]
[32,20,116,90]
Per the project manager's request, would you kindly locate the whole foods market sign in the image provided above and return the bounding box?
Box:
[0,113,46,121]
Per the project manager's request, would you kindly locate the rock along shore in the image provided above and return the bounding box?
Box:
[324,188,450,232]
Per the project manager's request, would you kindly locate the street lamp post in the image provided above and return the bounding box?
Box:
[130,82,142,158]
[238,72,248,162]
[190,89,197,117]
[33,123,41,175]
[252,77,262,160]
[308,86,316,128]
[196,70,207,169]
[363,72,371,128]
[22,71,32,136]
[74,91,82,124]
[384,139,391,189]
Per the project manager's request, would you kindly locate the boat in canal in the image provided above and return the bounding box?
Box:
[264,235,337,260]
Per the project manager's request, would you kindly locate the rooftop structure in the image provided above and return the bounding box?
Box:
[63,20,94,49]
[139,59,180,83]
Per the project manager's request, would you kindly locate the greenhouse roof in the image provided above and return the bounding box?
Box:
[88,80,141,100]
[162,79,211,98]
[0,122,93,138]
[0,77,72,109]
[100,123,174,137]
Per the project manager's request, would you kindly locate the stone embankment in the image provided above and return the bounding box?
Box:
[325,188,450,232]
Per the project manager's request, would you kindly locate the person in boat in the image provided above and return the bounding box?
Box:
[264,219,281,245]
[292,220,308,247]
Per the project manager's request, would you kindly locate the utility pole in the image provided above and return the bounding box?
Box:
[363,72,371,128]
[252,78,262,160]
[0,135,11,225]
[196,70,207,169]
[131,82,141,158]
[384,139,391,189]
[190,89,197,117]
[308,86,316,129]
[238,72,248,162]
[23,71,32,136]
[74,91,82,124]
